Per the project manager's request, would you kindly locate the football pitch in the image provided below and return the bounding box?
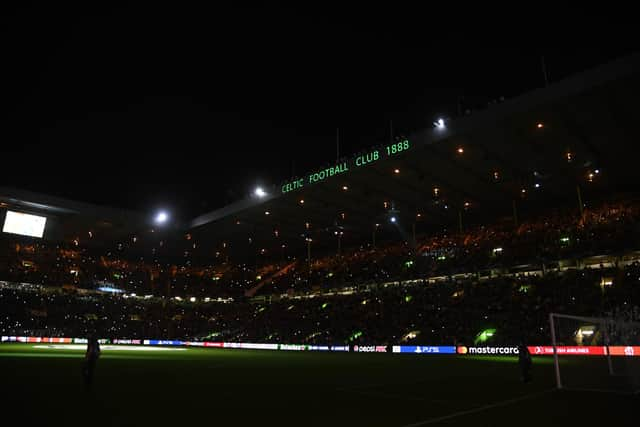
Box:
[0,344,636,426]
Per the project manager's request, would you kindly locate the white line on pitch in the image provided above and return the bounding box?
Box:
[398,389,555,427]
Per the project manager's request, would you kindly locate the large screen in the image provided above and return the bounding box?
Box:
[2,210,47,238]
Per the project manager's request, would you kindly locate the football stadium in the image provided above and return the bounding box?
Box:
[2,9,640,426]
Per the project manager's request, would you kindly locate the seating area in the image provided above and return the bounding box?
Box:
[1,196,639,346]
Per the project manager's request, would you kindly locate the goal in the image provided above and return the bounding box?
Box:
[549,312,640,394]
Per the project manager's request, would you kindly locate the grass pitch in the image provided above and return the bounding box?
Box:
[0,343,636,426]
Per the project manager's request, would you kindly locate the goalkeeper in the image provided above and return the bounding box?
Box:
[517,342,532,383]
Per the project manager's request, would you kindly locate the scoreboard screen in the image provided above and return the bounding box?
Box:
[2,210,47,238]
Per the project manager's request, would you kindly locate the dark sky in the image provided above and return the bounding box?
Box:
[2,4,637,221]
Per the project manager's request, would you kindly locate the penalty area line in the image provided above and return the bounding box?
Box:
[399,389,555,427]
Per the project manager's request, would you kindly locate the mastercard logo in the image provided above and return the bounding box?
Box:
[457,346,468,354]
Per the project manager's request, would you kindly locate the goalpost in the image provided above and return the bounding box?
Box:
[549,313,640,394]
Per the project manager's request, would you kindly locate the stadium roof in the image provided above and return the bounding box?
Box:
[3,52,640,261]
[189,51,640,258]
[0,187,166,248]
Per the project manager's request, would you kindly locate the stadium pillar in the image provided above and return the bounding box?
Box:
[412,222,417,248]
[512,200,518,228]
[337,233,341,255]
[576,185,584,217]
[541,55,549,87]
[306,239,312,287]
[372,225,377,248]
[458,210,463,234]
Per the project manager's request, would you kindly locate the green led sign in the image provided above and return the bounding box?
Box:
[474,328,496,345]
[281,139,411,194]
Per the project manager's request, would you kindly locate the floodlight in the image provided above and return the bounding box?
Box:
[155,211,168,224]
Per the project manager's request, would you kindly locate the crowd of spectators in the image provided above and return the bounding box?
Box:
[1,197,639,346]
[1,261,639,346]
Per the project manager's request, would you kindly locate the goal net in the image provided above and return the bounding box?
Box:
[549,313,640,394]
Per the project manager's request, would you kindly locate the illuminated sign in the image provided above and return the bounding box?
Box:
[392,346,457,354]
[528,346,607,356]
[2,337,637,358]
[97,286,125,293]
[353,345,387,353]
[279,344,307,351]
[0,336,72,344]
[2,211,47,238]
[223,342,279,350]
[462,346,519,355]
[113,339,142,345]
[308,345,330,351]
[608,346,640,356]
[203,342,224,348]
[145,340,184,346]
[281,140,411,194]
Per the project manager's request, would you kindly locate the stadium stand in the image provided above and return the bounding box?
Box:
[2,197,640,347]
[2,51,640,349]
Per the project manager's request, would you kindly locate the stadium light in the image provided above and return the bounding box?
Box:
[154,211,169,225]
[254,187,267,198]
[474,328,496,344]
[434,118,445,129]
[390,216,397,223]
